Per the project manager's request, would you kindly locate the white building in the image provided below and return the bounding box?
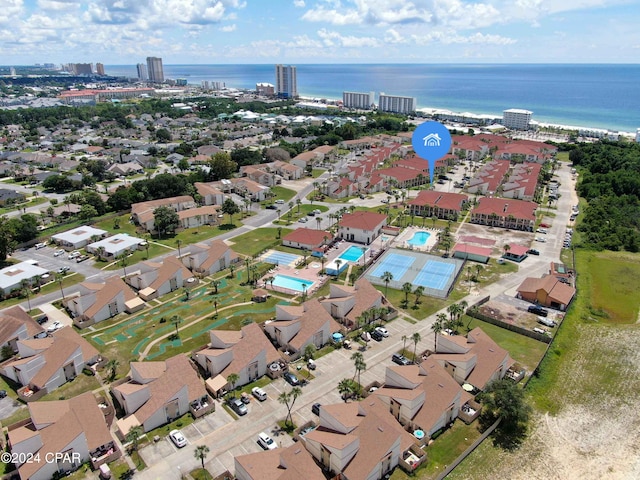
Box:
[502,109,533,130]
[51,226,108,250]
[0,261,50,295]
[275,64,297,99]
[136,63,148,80]
[86,233,145,260]
[636,128,640,143]
[378,93,417,114]
[343,91,375,110]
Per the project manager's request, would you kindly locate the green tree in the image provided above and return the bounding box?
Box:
[78,203,98,220]
[55,272,65,300]
[432,315,445,352]
[126,425,144,455]
[411,331,421,361]
[153,205,180,239]
[303,343,317,362]
[478,379,532,450]
[20,279,32,312]
[413,286,425,307]
[278,387,302,427]
[401,282,412,307]
[221,198,240,225]
[381,271,393,297]
[194,445,210,470]
[170,315,182,336]
[105,358,119,381]
[226,373,239,397]
[350,351,366,392]
[338,378,356,402]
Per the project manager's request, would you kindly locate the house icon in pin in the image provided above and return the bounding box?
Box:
[423,133,441,147]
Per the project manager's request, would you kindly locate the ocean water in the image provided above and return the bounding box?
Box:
[105,64,640,133]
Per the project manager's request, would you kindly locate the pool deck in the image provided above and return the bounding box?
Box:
[258,264,327,296]
[394,226,440,252]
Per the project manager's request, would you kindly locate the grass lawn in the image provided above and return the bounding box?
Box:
[94,213,140,236]
[311,169,325,178]
[463,316,547,372]
[391,421,481,480]
[157,224,230,249]
[227,227,293,257]
[573,249,640,324]
[145,412,196,440]
[97,243,172,271]
[38,371,101,401]
[268,186,296,202]
[190,468,213,480]
[0,197,47,216]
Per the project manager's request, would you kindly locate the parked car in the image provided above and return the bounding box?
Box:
[47,321,62,332]
[68,251,80,260]
[533,327,547,335]
[240,392,251,404]
[76,254,89,263]
[536,228,547,234]
[283,372,300,386]
[36,314,48,324]
[535,237,547,243]
[53,249,65,257]
[257,432,277,450]
[374,326,389,337]
[275,199,285,204]
[311,403,321,416]
[229,398,248,416]
[169,429,187,448]
[391,353,411,366]
[528,305,548,317]
[266,204,278,210]
[307,359,316,370]
[527,249,540,255]
[58,266,71,274]
[308,211,315,216]
[35,242,47,250]
[299,217,308,223]
[538,316,557,327]
[251,387,267,401]
[0,390,6,399]
[371,330,384,342]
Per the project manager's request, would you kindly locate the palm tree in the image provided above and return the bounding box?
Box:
[96,246,106,261]
[105,358,119,381]
[475,264,483,282]
[401,335,408,354]
[125,425,144,456]
[335,259,342,276]
[264,276,274,289]
[170,315,182,337]
[447,303,460,326]
[316,216,321,230]
[338,378,355,402]
[433,314,446,350]
[413,286,425,307]
[277,226,282,239]
[229,264,235,279]
[351,351,366,391]
[411,332,421,362]
[119,253,128,277]
[296,198,301,214]
[381,271,393,297]
[55,272,65,300]
[211,279,221,294]
[20,279,32,312]
[226,373,239,397]
[177,239,183,258]
[213,299,219,316]
[33,274,42,293]
[503,244,511,257]
[278,387,302,427]
[194,445,210,470]
[402,282,412,307]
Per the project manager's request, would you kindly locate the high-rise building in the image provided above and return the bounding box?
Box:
[343,91,375,110]
[502,109,533,130]
[256,82,275,96]
[275,64,297,99]
[378,93,417,114]
[71,63,94,75]
[95,63,105,76]
[136,63,148,81]
[146,57,164,83]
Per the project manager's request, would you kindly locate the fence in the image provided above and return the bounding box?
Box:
[435,419,501,480]
[466,308,552,344]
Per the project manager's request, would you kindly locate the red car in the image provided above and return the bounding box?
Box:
[539,223,551,228]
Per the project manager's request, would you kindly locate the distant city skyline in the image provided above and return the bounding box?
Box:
[3,1,639,65]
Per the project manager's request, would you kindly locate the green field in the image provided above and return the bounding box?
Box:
[227,227,293,257]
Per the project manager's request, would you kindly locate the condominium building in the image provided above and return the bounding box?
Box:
[502,109,533,130]
[136,63,148,81]
[275,64,297,98]
[70,63,93,75]
[146,56,164,83]
[95,63,105,76]
[343,91,375,109]
[256,82,275,96]
[378,93,417,114]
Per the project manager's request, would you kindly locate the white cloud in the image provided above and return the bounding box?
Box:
[384,28,405,44]
[293,0,305,7]
[0,0,24,24]
[37,0,81,11]
[317,28,379,47]
[220,23,236,32]
[411,31,517,45]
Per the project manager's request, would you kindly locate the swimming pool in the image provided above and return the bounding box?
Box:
[338,245,367,263]
[271,274,314,293]
[262,250,301,266]
[407,231,431,246]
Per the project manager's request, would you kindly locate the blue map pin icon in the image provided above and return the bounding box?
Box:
[411,121,452,183]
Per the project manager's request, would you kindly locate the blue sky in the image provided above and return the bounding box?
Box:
[2,0,639,64]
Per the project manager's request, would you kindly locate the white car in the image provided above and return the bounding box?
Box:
[53,249,65,257]
[374,326,389,337]
[257,432,277,450]
[47,321,62,332]
[35,242,47,250]
[536,228,547,234]
[68,251,80,259]
[251,386,267,401]
[169,429,187,448]
[535,237,547,243]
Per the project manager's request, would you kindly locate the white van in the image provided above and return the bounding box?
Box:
[251,386,267,401]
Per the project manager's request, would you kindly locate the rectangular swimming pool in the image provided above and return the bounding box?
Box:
[263,250,301,266]
[338,245,367,263]
[271,274,314,293]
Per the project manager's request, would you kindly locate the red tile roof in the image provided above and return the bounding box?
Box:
[409,190,468,212]
[283,228,333,247]
[472,197,538,221]
[339,211,387,231]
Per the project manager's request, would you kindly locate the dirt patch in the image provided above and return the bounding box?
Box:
[478,300,563,332]
[455,223,536,255]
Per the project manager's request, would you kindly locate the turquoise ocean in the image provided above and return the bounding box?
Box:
[105,64,640,133]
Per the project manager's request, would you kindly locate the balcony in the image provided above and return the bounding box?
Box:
[399,444,427,473]
[190,395,215,419]
[458,399,482,424]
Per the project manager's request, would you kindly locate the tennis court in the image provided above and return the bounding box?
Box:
[365,248,464,298]
[260,250,302,267]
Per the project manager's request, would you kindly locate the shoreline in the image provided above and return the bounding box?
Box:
[296,95,637,138]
